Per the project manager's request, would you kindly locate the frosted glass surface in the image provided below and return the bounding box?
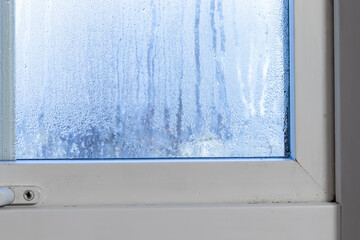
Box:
[15,0,290,159]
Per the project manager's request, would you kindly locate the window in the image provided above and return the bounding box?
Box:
[0,0,333,206]
[0,1,338,239]
[15,0,290,160]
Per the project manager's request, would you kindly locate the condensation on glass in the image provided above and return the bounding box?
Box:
[14,0,290,159]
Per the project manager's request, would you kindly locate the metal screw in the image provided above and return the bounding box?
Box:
[23,190,35,201]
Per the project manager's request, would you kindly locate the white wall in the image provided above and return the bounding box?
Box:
[334,0,360,239]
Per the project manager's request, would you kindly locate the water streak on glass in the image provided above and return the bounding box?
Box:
[15,0,290,159]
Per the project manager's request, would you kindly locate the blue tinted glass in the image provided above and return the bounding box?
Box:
[15,0,290,159]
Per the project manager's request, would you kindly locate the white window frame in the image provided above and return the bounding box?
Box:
[0,0,334,207]
[0,1,340,239]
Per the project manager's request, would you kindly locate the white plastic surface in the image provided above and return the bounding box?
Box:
[0,160,331,206]
[0,188,14,207]
[0,203,339,240]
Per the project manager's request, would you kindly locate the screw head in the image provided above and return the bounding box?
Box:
[23,190,35,201]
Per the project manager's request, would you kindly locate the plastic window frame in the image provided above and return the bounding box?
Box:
[0,0,334,207]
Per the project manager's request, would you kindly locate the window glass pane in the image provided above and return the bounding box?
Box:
[15,0,290,159]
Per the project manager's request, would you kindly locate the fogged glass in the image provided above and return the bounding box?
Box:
[15,0,290,159]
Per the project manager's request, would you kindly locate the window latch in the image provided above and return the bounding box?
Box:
[0,187,42,207]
